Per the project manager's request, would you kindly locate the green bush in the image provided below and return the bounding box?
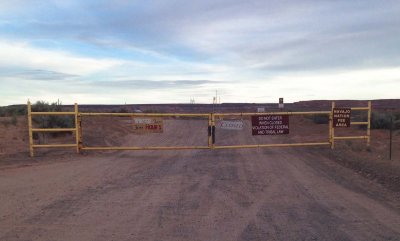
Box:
[371,112,400,130]
[371,112,391,129]
[32,100,74,129]
[0,105,26,117]
[0,109,19,127]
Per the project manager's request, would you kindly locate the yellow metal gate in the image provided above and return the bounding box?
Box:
[27,101,371,157]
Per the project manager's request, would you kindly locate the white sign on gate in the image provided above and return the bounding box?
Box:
[257,107,265,113]
[132,117,163,133]
[219,120,244,130]
[133,118,157,124]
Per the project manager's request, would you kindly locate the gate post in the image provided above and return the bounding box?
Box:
[330,101,335,149]
[74,103,80,154]
[211,113,216,147]
[27,101,34,157]
[367,100,371,147]
[329,109,332,149]
[77,114,83,150]
[208,113,212,148]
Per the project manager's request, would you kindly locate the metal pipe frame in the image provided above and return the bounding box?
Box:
[82,146,210,151]
[350,122,369,125]
[208,114,212,147]
[74,103,80,154]
[27,101,80,156]
[330,101,335,149]
[214,111,330,117]
[32,128,77,132]
[214,142,330,149]
[351,107,370,111]
[26,101,372,156]
[79,113,210,117]
[32,144,77,148]
[367,101,372,146]
[27,101,34,157]
[330,100,372,149]
[31,112,76,115]
[333,136,368,140]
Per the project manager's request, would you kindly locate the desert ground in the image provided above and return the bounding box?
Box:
[0,102,399,240]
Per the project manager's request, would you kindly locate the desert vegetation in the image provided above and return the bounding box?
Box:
[30,100,74,129]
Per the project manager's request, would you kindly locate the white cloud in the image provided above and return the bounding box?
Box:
[1,1,400,105]
[231,67,400,102]
[2,66,398,106]
[0,40,124,75]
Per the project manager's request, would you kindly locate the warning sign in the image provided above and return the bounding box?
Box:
[279,98,284,109]
[333,108,351,128]
[251,115,289,135]
[132,117,163,133]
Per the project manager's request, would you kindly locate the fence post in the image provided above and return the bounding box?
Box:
[330,101,335,149]
[78,114,83,150]
[74,103,80,154]
[367,100,371,147]
[390,112,393,160]
[329,109,332,148]
[208,113,212,148]
[27,101,34,157]
[211,113,216,148]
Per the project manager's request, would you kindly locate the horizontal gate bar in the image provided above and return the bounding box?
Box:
[32,144,77,148]
[79,113,210,117]
[32,128,77,132]
[213,142,330,149]
[333,136,368,140]
[31,112,76,115]
[350,122,369,125]
[351,107,369,110]
[81,146,210,151]
[214,111,330,116]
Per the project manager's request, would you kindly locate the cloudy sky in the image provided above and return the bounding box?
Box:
[0,0,399,105]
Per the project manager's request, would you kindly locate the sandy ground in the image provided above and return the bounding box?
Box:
[0,117,400,240]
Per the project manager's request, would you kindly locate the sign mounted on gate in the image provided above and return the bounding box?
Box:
[218,120,243,130]
[333,108,351,128]
[132,117,164,133]
[251,115,289,135]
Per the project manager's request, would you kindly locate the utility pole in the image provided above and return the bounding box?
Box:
[212,90,217,113]
[212,96,215,113]
[212,90,221,112]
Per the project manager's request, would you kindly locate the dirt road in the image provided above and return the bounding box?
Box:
[1,120,400,240]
